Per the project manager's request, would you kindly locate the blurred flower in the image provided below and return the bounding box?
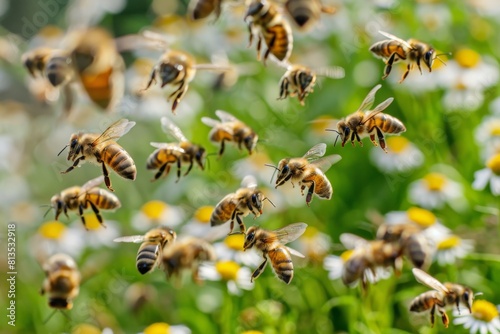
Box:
[473,153,500,196]
[475,113,500,159]
[75,214,121,249]
[124,282,156,314]
[66,0,126,28]
[72,323,107,334]
[213,234,261,268]
[408,172,466,211]
[468,0,500,18]
[141,321,191,334]
[199,260,254,295]
[453,300,500,334]
[131,200,184,231]
[180,205,226,239]
[370,137,424,173]
[416,3,451,31]
[32,220,85,262]
[434,234,474,266]
[294,226,332,264]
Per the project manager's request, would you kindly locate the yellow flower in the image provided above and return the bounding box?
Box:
[407,207,436,227]
[487,154,500,176]
[455,49,481,68]
[38,221,66,239]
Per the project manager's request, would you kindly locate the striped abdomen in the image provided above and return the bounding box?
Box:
[410,291,443,312]
[101,144,136,180]
[210,196,237,226]
[136,243,161,275]
[370,114,406,134]
[146,148,180,170]
[85,188,121,210]
[79,67,113,109]
[269,247,294,284]
[369,41,407,60]
[262,23,293,61]
[191,0,220,20]
[404,234,429,269]
[209,127,233,143]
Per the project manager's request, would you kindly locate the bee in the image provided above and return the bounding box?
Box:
[40,253,81,310]
[162,236,217,284]
[284,0,337,31]
[330,84,405,153]
[50,176,121,229]
[269,143,341,206]
[59,118,137,192]
[144,49,229,113]
[369,31,444,83]
[67,27,125,110]
[211,175,273,235]
[146,143,186,182]
[410,268,476,328]
[245,0,293,64]
[278,63,344,105]
[114,226,177,275]
[202,110,258,157]
[188,0,223,20]
[243,222,307,284]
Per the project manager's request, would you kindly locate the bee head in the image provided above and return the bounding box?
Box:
[423,49,435,72]
[298,71,316,92]
[245,1,265,19]
[159,63,183,87]
[243,134,258,154]
[251,192,264,214]
[463,288,475,313]
[275,159,291,187]
[65,133,81,161]
[50,195,64,220]
[336,121,349,147]
[243,226,259,250]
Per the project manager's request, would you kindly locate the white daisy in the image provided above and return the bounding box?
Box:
[473,153,500,196]
[141,321,192,334]
[71,214,121,249]
[370,137,424,173]
[408,172,467,211]
[434,234,474,266]
[294,226,332,265]
[416,3,452,32]
[475,114,500,160]
[454,300,500,334]
[66,0,126,28]
[199,260,254,295]
[213,234,262,268]
[131,200,185,232]
[180,205,227,239]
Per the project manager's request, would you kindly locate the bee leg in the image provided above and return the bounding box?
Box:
[63,206,69,219]
[144,69,157,90]
[153,163,168,181]
[175,158,181,182]
[184,159,194,176]
[247,24,254,48]
[369,134,378,147]
[440,309,449,328]
[227,218,235,235]
[300,184,306,196]
[101,162,114,192]
[355,133,363,147]
[256,36,262,61]
[263,34,276,66]
[78,204,88,230]
[305,181,315,206]
[382,52,398,79]
[232,211,246,234]
[88,200,106,228]
[61,156,85,174]
[399,64,411,83]
[430,304,436,328]
[219,140,225,157]
[278,78,288,100]
[375,127,387,153]
[251,256,268,282]
[169,84,187,113]
[416,58,423,74]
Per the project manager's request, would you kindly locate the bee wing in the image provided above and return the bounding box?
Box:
[150,142,185,153]
[80,175,105,192]
[315,66,345,79]
[92,119,136,147]
[303,143,327,160]
[310,154,342,173]
[161,117,188,142]
[378,31,413,50]
[361,98,395,125]
[241,175,258,189]
[193,63,231,72]
[215,110,240,123]
[340,233,368,249]
[285,246,305,258]
[358,84,381,112]
[201,116,221,128]
[273,222,308,245]
[113,235,146,243]
[412,268,450,293]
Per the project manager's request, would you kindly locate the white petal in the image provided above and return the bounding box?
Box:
[490,175,500,196]
[473,168,492,190]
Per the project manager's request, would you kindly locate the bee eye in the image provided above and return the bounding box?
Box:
[282,165,289,174]
[425,51,433,62]
[71,138,78,147]
[464,291,470,301]
[344,127,350,136]
[246,231,255,242]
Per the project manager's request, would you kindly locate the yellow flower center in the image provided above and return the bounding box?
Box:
[437,235,461,250]
[387,137,410,154]
[472,300,499,322]
[38,25,63,39]
[490,123,500,137]
[311,115,335,134]
[407,207,436,227]
[72,324,101,334]
[38,221,66,239]
[340,250,354,262]
[133,58,155,76]
[487,154,500,176]
[302,226,319,239]
[224,234,245,251]
[141,200,167,220]
[143,322,171,334]
[423,173,447,191]
[215,261,240,281]
[455,49,481,68]
[83,213,103,230]
[194,206,214,224]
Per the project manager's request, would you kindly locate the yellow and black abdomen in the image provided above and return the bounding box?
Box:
[136,243,160,275]
[210,197,236,226]
[410,291,441,312]
[79,67,114,109]
[372,114,406,134]
[269,248,294,284]
[263,24,292,61]
[101,144,137,180]
[146,148,179,170]
[86,188,121,210]
[370,41,406,60]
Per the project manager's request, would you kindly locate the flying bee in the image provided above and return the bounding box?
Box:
[144,49,229,113]
[211,175,274,235]
[59,118,137,192]
[277,62,344,105]
[284,0,337,31]
[188,0,223,20]
[243,222,307,284]
[202,110,258,157]
[114,226,177,275]
[162,236,217,284]
[329,84,405,153]
[40,253,81,310]
[245,0,293,64]
[369,30,446,83]
[410,268,478,328]
[50,176,120,229]
[66,27,125,110]
[268,143,341,206]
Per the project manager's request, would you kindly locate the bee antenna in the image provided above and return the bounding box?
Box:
[264,163,280,184]
[41,205,53,218]
[57,145,69,156]
[474,292,484,298]
[434,52,451,66]
[264,197,276,208]
[326,129,341,147]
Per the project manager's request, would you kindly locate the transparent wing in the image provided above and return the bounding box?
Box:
[311,154,342,172]
[274,222,308,245]
[303,143,327,160]
[113,235,146,243]
[361,98,395,125]
[161,117,188,142]
[215,110,240,123]
[285,246,305,258]
[150,142,185,153]
[340,233,368,249]
[378,31,413,50]
[80,175,105,192]
[92,119,136,147]
[241,175,258,189]
[201,116,220,128]
[194,63,231,72]
[315,66,345,79]
[358,84,381,112]
[412,268,450,293]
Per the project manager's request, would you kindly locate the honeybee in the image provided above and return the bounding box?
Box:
[278,63,344,105]
[330,84,405,153]
[162,236,217,284]
[269,143,341,206]
[50,176,121,229]
[144,49,229,113]
[114,226,177,275]
[188,0,223,20]
[146,143,186,182]
[202,110,258,156]
[245,0,293,64]
[40,253,81,310]
[369,31,444,83]
[410,268,476,328]
[284,0,337,31]
[66,27,125,110]
[211,175,273,235]
[59,118,137,192]
[243,222,307,284]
